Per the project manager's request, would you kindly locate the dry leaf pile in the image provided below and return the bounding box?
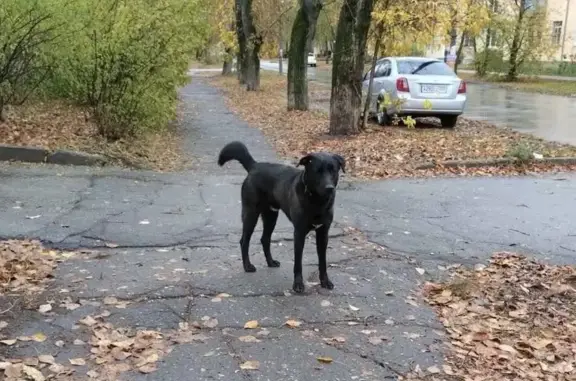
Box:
[210,75,576,179]
[415,252,576,381]
[0,101,186,171]
[1,313,215,380]
[0,240,68,295]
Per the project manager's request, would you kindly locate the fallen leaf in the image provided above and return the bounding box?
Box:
[32,332,47,342]
[69,358,86,366]
[211,297,222,302]
[216,293,231,298]
[79,316,98,326]
[240,360,260,370]
[23,365,45,381]
[38,304,52,313]
[426,365,441,374]
[0,361,11,370]
[87,370,100,378]
[105,243,119,248]
[103,296,119,305]
[316,356,333,364]
[54,340,65,347]
[139,219,150,225]
[320,300,331,307]
[203,318,218,328]
[0,320,7,329]
[239,335,261,343]
[285,319,302,328]
[1,339,17,345]
[349,304,360,311]
[244,320,259,329]
[415,267,426,275]
[73,339,85,345]
[368,336,389,345]
[138,364,158,373]
[39,355,55,364]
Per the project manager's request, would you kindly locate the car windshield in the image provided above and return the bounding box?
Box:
[397,60,455,76]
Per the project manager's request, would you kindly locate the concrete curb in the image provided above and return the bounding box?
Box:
[0,144,107,167]
[415,157,576,170]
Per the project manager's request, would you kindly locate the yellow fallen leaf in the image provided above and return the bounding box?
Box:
[317,356,333,364]
[69,358,86,366]
[79,316,98,326]
[32,332,47,342]
[285,319,302,328]
[240,360,260,370]
[1,339,17,346]
[244,320,259,329]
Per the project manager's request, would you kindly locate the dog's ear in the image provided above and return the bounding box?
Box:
[297,154,313,167]
[333,154,346,173]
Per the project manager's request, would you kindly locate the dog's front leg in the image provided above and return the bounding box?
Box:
[315,224,334,290]
[292,228,307,294]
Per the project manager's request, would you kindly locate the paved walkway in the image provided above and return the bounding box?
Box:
[260,61,576,146]
[1,77,576,380]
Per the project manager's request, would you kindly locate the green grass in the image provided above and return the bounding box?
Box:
[458,72,576,97]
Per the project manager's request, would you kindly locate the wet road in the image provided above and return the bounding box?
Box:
[260,60,576,146]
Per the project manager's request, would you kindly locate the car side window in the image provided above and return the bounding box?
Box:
[374,63,385,78]
[381,61,391,77]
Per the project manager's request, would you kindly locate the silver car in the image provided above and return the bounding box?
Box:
[362,56,467,128]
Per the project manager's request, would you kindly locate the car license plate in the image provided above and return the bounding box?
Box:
[421,84,447,93]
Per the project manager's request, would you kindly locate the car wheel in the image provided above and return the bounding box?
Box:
[440,115,458,128]
[376,100,389,126]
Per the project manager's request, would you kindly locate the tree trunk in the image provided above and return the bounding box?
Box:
[240,0,261,91]
[507,0,525,81]
[235,0,247,83]
[222,47,234,75]
[454,32,466,74]
[287,0,323,111]
[0,103,6,123]
[361,23,384,130]
[329,0,375,135]
[477,26,491,77]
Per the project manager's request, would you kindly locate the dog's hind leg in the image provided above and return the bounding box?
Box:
[240,206,259,273]
[260,209,280,268]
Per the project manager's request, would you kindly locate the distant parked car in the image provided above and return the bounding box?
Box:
[307,52,317,67]
[362,57,466,128]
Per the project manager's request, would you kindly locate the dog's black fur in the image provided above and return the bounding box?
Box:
[218,141,345,293]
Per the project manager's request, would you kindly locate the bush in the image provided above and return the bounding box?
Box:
[474,48,505,76]
[41,0,209,140]
[0,0,60,121]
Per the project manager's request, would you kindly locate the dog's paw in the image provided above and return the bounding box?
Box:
[267,259,281,268]
[243,263,257,273]
[292,280,305,294]
[320,278,334,290]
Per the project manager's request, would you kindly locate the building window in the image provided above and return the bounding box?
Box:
[487,30,499,48]
[552,21,563,45]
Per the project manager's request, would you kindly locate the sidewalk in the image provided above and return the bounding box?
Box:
[1,77,576,381]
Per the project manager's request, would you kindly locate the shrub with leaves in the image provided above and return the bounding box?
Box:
[44,0,209,140]
[0,0,60,121]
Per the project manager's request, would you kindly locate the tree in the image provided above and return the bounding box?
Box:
[287,0,323,111]
[239,0,262,90]
[329,0,374,135]
[450,0,490,73]
[492,0,552,81]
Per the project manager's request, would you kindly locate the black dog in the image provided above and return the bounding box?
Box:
[218,141,345,294]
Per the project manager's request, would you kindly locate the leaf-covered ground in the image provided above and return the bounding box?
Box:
[401,253,576,381]
[0,101,187,171]
[210,74,576,179]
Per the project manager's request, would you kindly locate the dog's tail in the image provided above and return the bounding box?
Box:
[218,141,256,172]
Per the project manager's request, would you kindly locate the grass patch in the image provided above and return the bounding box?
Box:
[458,72,576,97]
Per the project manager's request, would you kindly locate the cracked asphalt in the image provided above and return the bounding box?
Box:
[1,77,576,380]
